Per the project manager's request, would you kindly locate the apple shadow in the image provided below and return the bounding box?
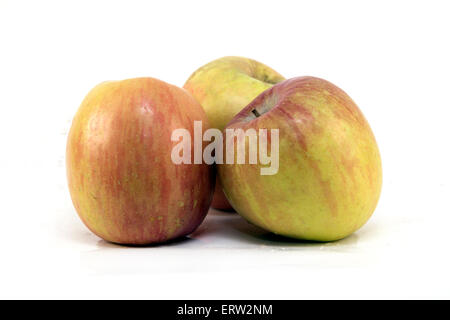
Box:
[95,235,196,249]
[217,213,360,248]
[222,217,320,245]
[62,205,360,250]
[212,207,236,213]
[58,210,198,249]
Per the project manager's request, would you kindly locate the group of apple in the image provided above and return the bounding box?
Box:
[66,56,382,245]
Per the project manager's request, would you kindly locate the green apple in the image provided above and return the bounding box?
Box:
[184,56,285,210]
[218,77,382,241]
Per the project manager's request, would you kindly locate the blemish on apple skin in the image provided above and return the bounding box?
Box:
[178,201,184,207]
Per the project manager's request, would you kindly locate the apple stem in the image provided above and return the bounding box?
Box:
[252,109,261,118]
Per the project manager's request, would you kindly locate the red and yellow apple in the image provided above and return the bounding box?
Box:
[218,77,382,241]
[184,56,285,210]
[66,78,214,245]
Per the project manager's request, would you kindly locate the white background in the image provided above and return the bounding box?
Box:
[1,0,449,299]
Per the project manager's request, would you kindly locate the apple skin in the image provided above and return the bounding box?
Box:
[211,177,234,211]
[184,56,285,210]
[66,78,214,245]
[218,77,382,241]
[210,177,234,210]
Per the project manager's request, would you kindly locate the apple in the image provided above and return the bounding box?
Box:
[218,76,382,241]
[66,78,214,245]
[184,56,285,210]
